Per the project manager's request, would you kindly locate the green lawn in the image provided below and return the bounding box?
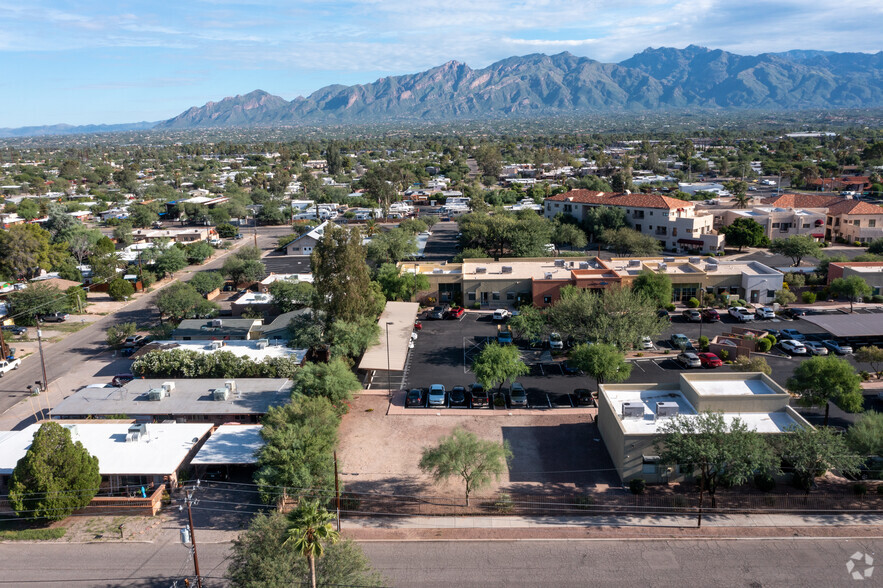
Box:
[0,526,66,541]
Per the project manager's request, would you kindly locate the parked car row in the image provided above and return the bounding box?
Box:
[407,383,531,409]
[426,305,465,320]
[677,351,723,369]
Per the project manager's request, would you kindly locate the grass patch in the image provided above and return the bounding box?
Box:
[47,321,91,334]
[0,527,66,541]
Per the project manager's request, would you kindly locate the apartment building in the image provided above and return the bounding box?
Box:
[722,206,827,240]
[761,193,883,243]
[543,190,723,253]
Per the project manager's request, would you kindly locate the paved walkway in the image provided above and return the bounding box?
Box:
[341,512,883,530]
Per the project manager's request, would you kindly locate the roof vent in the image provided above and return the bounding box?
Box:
[475,267,487,274]
[622,401,644,418]
[501,266,513,274]
[554,259,565,267]
[656,402,680,418]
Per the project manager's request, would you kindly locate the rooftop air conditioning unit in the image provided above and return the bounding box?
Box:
[255,339,269,349]
[688,257,701,264]
[66,424,79,439]
[126,431,141,443]
[663,257,675,262]
[656,401,680,418]
[628,259,641,267]
[433,268,443,273]
[161,382,175,394]
[225,380,237,393]
[211,319,223,327]
[501,266,513,273]
[622,401,645,418]
[128,423,147,436]
[148,388,165,401]
[208,341,223,350]
[544,272,553,280]
[475,267,487,274]
[213,388,230,401]
[554,259,565,267]
[658,262,667,270]
[579,262,590,270]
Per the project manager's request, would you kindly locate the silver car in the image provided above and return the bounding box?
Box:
[677,352,702,368]
[803,341,829,356]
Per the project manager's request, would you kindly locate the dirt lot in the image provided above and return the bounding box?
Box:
[337,395,619,499]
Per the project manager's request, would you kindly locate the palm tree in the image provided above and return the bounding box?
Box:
[284,500,340,588]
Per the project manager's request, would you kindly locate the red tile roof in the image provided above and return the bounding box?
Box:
[546,190,694,210]
[826,199,883,216]
[761,193,842,208]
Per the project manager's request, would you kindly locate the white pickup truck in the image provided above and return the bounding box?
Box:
[0,358,21,376]
[728,306,755,322]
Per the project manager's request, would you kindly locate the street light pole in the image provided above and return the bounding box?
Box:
[386,321,393,397]
[36,329,48,393]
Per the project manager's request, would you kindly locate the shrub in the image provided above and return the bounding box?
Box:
[628,478,646,495]
[737,299,747,307]
[107,278,135,301]
[873,295,883,304]
[802,291,817,304]
[698,335,709,351]
[860,371,870,381]
[493,493,514,514]
[573,494,596,510]
[764,334,777,346]
[719,349,729,360]
[756,338,772,352]
[754,472,776,492]
[687,297,699,308]
[853,483,868,496]
[665,303,676,312]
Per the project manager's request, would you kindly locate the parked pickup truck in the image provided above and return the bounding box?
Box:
[0,358,21,376]
[728,306,755,322]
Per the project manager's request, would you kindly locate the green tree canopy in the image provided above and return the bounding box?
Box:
[312,225,380,322]
[569,343,632,388]
[185,240,215,265]
[0,223,52,280]
[508,305,546,342]
[154,246,189,277]
[780,425,864,492]
[226,512,384,588]
[255,396,339,502]
[292,358,361,412]
[719,217,767,251]
[7,282,69,326]
[375,264,429,301]
[787,355,864,426]
[284,500,341,588]
[846,411,883,457]
[327,316,380,360]
[829,275,873,312]
[729,355,772,375]
[631,270,672,307]
[106,321,136,349]
[269,279,316,312]
[223,256,267,285]
[657,412,778,524]
[366,228,418,265]
[471,341,529,393]
[189,270,225,296]
[769,235,821,267]
[8,422,101,521]
[855,346,883,377]
[600,227,662,256]
[107,278,135,301]
[582,206,627,242]
[419,427,512,506]
[154,282,218,321]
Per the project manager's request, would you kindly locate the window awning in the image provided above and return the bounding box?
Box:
[677,238,704,246]
[811,233,825,238]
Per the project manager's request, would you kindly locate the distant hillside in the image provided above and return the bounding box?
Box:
[0,121,157,138]
[156,46,883,129]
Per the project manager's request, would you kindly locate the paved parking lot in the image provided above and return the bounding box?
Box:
[406,307,883,425]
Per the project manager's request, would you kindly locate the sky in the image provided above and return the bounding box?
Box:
[2,0,882,128]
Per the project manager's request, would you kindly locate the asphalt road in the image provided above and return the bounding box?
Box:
[361,538,883,588]
[0,226,291,420]
[1,535,878,587]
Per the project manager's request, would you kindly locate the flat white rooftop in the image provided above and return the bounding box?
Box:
[140,340,307,363]
[605,389,800,434]
[191,424,263,465]
[0,423,212,476]
[689,378,778,396]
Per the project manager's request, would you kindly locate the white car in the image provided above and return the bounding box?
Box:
[780,339,807,355]
[641,336,654,350]
[755,307,776,319]
[549,332,564,350]
[728,307,755,322]
[492,309,510,321]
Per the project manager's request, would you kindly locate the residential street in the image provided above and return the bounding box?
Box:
[0,535,879,587]
[0,226,291,421]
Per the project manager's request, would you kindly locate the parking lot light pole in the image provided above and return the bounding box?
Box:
[386,321,393,397]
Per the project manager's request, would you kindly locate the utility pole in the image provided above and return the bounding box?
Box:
[333,451,341,532]
[253,211,258,248]
[0,323,9,360]
[36,329,48,394]
[182,486,202,588]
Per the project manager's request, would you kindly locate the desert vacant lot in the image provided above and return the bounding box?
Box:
[337,395,619,499]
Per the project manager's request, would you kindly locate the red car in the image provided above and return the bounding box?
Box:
[702,308,720,322]
[697,352,722,368]
[445,306,465,319]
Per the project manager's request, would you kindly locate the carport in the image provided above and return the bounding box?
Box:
[801,313,883,346]
[358,301,420,391]
[190,424,263,481]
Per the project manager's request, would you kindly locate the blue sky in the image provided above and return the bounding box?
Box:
[2,0,881,127]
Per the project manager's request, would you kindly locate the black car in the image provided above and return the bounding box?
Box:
[562,361,581,375]
[657,309,671,322]
[782,308,807,319]
[1,325,27,336]
[469,383,488,408]
[449,386,468,407]
[405,388,424,408]
[573,388,595,407]
[427,305,450,320]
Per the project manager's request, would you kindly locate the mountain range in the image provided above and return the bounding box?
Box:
[6,46,883,136]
